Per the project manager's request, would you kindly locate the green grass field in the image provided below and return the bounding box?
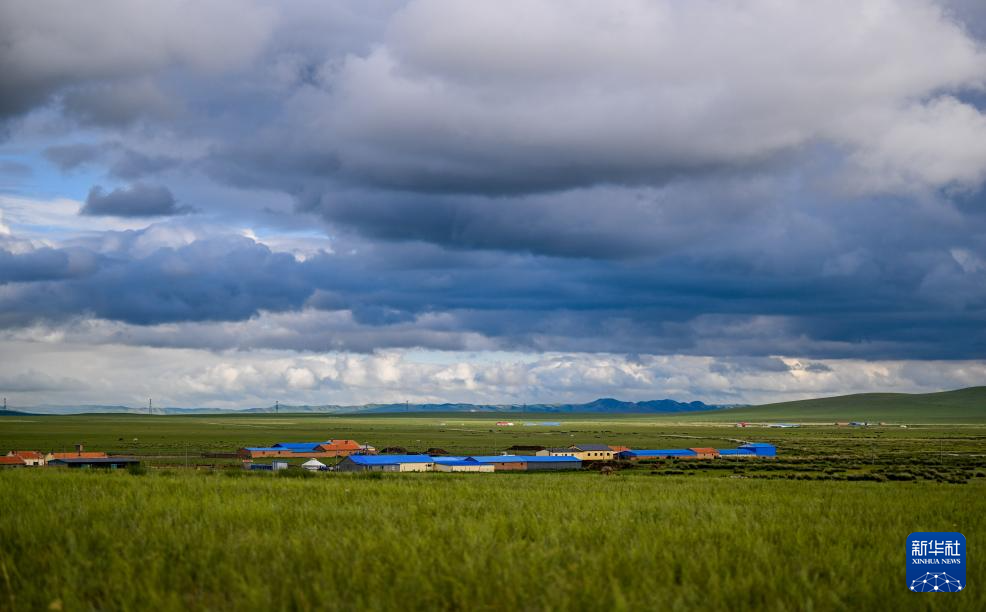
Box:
[3,408,986,460]
[2,409,985,611]
[711,386,986,423]
[1,469,983,611]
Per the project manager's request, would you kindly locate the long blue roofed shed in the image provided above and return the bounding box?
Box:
[616,449,697,460]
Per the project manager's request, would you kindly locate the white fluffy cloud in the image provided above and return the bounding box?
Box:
[2,338,985,407]
[319,0,986,194]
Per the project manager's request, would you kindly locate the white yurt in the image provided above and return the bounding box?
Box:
[301,459,326,471]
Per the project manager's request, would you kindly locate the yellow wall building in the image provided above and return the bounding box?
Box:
[538,445,617,461]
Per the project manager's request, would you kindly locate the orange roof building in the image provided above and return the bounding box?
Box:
[317,440,362,453]
[237,439,366,459]
[46,451,109,461]
[0,456,26,467]
[7,450,44,466]
[688,447,720,459]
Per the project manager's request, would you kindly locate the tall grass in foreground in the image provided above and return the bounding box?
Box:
[0,470,981,611]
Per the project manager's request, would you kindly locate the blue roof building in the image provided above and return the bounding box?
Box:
[336,454,435,472]
[272,442,324,452]
[468,455,581,471]
[738,443,776,457]
[432,456,472,463]
[616,449,697,460]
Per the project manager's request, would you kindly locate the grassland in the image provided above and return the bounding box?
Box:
[2,407,985,456]
[2,409,985,611]
[710,386,986,423]
[1,469,983,612]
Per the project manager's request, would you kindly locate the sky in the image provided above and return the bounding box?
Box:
[2,0,986,408]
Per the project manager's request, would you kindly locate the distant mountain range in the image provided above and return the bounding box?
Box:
[3,387,983,421]
[0,398,721,416]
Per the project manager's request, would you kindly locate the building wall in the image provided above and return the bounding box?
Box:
[434,463,494,473]
[573,450,616,461]
[689,450,719,459]
[488,462,526,471]
[525,461,581,471]
[334,458,363,471]
[398,462,434,472]
[9,453,44,466]
[335,460,401,472]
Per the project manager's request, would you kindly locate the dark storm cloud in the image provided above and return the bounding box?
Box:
[2,221,986,359]
[0,247,99,283]
[81,184,191,217]
[3,1,986,367]
[0,235,312,327]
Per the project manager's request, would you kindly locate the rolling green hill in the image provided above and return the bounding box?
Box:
[707,386,986,423]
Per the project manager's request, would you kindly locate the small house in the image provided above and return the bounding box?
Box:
[567,444,618,461]
[688,448,720,459]
[7,450,44,466]
[315,440,362,456]
[0,456,26,468]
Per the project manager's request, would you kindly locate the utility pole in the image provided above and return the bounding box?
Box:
[148,398,152,415]
[275,400,279,415]
[406,400,409,413]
